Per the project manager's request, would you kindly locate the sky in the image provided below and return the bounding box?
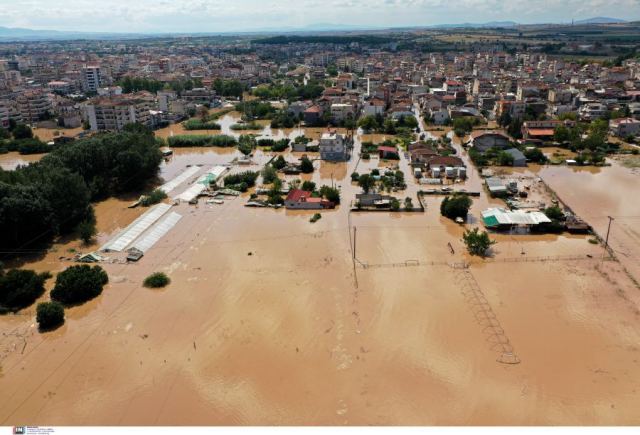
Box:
[0,0,639,33]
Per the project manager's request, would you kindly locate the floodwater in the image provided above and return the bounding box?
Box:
[540,159,640,283]
[1,126,640,425]
[0,152,46,170]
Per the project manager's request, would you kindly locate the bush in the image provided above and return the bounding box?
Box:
[0,269,50,312]
[544,206,564,221]
[224,171,259,189]
[440,193,472,220]
[77,220,97,244]
[390,198,400,211]
[262,165,279,184]
[230,122,263,131]
[51,265,108,306]
[319,185,340,204]
[272,155,286,170]
[140,189,168,207]
[301,181,316,192]
[300,156,314,173]
[167,135,237,148]
[36,301,65,330]
[143,272,170,288]
[13,124,33,140]
[182,119,221,130]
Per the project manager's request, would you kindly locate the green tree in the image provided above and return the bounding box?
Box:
[77,219,97,245]
[12,124,33,140]
[301,180,316,191]
[300,156,314,173]
[404,197,414,210]
[358,174,376,193]
[36,301,65,330]
[143,272,170,288]
[51,265,109,306]
[462,228,496,257]
[440,193,472,220]
[319,185,340,204]
[262,165,279,184]
[0,269,50,313]
[497,151,515,166]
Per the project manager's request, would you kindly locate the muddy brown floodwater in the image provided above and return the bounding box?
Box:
[1,130,640,425]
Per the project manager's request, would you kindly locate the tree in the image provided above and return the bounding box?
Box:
[51,265,108,306]
[497,151,515,166]
[440,193,472,220]
[0,269,50,313]
[357,115,380,132]
[524,147,547,163]
[390,198,400,211]
[301,180,316,191]
[358,174,375,193]
[77,219,97,245]
[462,228,496,257]
[319,185,340,204]
[262,165,279,184]
[404,197,414,210]
[143,272,170,288]
[300,156,314,173]
[544,206,564,221]
[272,155,286,170]
[12,124,33,140]
[36,301,65,330]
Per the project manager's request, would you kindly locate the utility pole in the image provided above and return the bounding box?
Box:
[604,216,614,253]
[353,226,357,260]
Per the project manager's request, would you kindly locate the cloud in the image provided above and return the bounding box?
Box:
[0,0,637,32]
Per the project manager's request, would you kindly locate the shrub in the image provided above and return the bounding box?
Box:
[301,181,316,192]
[440,193,472,220]
[51,265,108,305]
[390,198,400,211]
[0,269,50,312]
[182,119,221,130]
[140,189,168,207]
[143,272,170,288]
[230,122,263,131]
[319,185,340,204]
[36,301,65,330]
[544,206,564,221]
[77,220,97,244]
[262,165,279,184]
[272,155,286,170]
[224,171,259,189]
[167,135,237,148]
[404,197,414,210]
[300,156,314,173]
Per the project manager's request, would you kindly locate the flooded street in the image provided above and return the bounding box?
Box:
[1,126,640,425]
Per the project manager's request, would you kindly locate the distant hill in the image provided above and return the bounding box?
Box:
[430,21,518,29]
[574,17,626,25]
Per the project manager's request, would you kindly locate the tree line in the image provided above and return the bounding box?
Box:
[0,124,163,251]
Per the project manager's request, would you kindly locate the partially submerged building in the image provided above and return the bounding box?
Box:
[481,207,551,230]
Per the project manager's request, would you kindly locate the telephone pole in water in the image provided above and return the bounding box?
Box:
[604,216,614,253]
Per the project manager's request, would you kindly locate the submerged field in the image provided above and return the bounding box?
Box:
[1,126,640,425]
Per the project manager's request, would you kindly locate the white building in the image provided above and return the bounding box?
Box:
[319,131,349,161]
